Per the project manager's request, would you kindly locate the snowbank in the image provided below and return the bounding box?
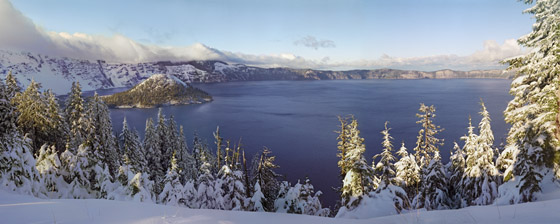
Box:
[2,189,560,224]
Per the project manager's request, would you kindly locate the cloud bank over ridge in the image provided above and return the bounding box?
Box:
[0,0,525,71]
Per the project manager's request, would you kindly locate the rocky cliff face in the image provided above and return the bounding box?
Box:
[0,50,514,94]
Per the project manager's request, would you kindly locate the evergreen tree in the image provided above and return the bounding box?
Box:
[413,103,444,167]
[167,115,181,161]
[497,144,519,182]
[43,90,66,152]
[394,142,420,198]
[275,178,330,216]
[196,150,217,209]
[219,164,247,210]
[111,155,155,203]
[119,118,146,174]
[5,71,21,99]
[177,125,195,184]
[0,81,17,142]
[0,135,42,197]
[250,147,281,211]
[156,109,171,172]
[414,151,449,210]
[448,142,466,208]
[374,121,396,188]
[501,0,560,202]
[181,179,198,208]
[336,116,351,177]
[143,117,164,187]
[250,180,266,212]
[462,102,500,206]
[191,132,203,176]
[340,117,376,210]
[159,151,184,206]
[64,82,88,151]
[12,79,48,152]
[35,144,63,197]
[85,93,119,175]
[93,164,114,199]
[62,144,94,199]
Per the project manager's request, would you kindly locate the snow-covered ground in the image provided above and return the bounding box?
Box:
[2,189,560,224]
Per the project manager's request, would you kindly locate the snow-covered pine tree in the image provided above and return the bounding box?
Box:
[478,101,497,164]
[177,125,195,184]
[297,178,330,216]
[0,81,17,142]
[191,132,203,175]
[371,122,410,212]
[273,178,329,216]
[143,117,164,190]
[181,179,198,208]
[93,163,114,199]
[63,144,94,199]
[250,180,266,212]
[156,109,172,172]
[128,172,154,203]
[394,142,420,198]
[497,144,519,182]
[336,116,350,178]
[159,151,184,206]
[448,142,466,208]
[0,134,42,197]
[119,118,146,174]
[374,121,396,188]
[462,102,500,206]
[35,144,64,197]
[12,79,49,152]
[213,174,227,210]
[43,90,66,152]
[413,103,444,167]
[218,164,247,210]
[250,147,281,211]
[340,117,376,210]
[85,92,119,175]
[64,82,88,151]
[4,71,21,99]
[196,149,217,209]
[167,115,181,162]
[110,154,153,202]
[415,151,449,210]
[500,0,560,202]
[274,181,290,212]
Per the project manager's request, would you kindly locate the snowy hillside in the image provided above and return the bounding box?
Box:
[1,189,560,224]
[0,50,513,95]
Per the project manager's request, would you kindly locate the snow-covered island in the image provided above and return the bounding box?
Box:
[102,74,213,108]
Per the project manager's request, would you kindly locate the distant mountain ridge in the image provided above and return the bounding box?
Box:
[102,74,212,108]
[0,50,515,94]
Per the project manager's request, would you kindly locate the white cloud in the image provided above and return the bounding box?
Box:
[0,0,526,71]
[294,36,336,50]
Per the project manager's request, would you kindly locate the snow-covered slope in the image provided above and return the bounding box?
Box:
[0,50,514,95]
[1,189,560,224]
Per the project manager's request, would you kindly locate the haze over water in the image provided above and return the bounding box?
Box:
[100,79,512,208]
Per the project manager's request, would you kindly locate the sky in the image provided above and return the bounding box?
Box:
[1,0,534,71]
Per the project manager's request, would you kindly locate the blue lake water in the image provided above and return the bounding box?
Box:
[98,79,512,208]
